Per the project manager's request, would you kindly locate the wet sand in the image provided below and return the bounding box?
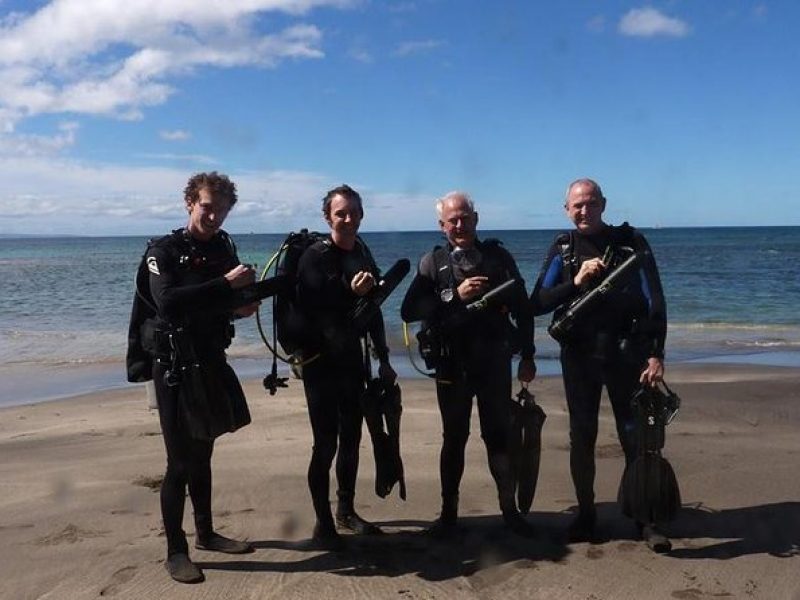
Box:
[1,363,799,599]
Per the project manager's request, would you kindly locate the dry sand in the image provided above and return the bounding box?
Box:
[1,364,799,599]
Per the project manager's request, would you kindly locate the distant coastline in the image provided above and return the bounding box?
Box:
[2,224,800,239]
[0,233,82,239]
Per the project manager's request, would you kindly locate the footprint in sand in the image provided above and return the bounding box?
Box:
[36,523,109,545]
[671,589,703,599]
[595,443,625,458]
[99,565,137,596]
[586,546,604,560]
[132,474,163,492]
[0,523,34,532]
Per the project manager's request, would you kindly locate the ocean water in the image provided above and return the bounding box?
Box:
[1,226,799,405]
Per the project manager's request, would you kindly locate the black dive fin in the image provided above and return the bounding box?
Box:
[618,382,682,523]
[619,455,681,523]
[509,387,546,514]
[360,378,406,500]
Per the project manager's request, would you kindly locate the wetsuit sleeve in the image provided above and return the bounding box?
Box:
[530,240,579,316]
[362,243,391,362]
[633,232,667,359]
[498,247,535,359]
[147,243,235,321]
[367,311,391,363]
[400,253,444,323]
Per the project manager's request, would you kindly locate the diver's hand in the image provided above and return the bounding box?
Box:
[517,357,536,383]
[225,264,256,289]
[574,258,605,287]
[234,301,260,318]
[351,271,375,296]
[378,361,397,385]
[457,276,489,301]
[640,357,664,387]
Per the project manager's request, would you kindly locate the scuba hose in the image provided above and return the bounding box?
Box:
[401,321,452,385]
[255,240,320,396]
[255,241,320,367]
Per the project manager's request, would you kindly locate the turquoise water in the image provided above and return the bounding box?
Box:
[1,227,799,404]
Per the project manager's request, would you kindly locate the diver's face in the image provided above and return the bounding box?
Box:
[439,197,478,249]
[565,183,605,235]
[326,193,363,237]
[186,187,231,241]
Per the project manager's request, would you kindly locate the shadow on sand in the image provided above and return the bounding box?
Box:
[197,512,571,581]
[196,501,800,580]
[666,501,800,559]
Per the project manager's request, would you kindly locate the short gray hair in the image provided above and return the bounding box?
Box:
[565,178,604,204]
[435,190,475,219]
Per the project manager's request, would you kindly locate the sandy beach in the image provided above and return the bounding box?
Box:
[1,363,799,600]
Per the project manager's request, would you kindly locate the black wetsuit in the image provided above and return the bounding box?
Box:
[531,223,666,514]
[401,239,534,519]
[295,237,390,528]
[145,228,250,557]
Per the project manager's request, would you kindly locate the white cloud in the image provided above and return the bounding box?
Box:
[160,129,191,141]
[138,153,216,165]
[393,39,444,57]
[0,1,356,130]
[387,2,417,14]
[0,121,79,157]
[618,7,689,38]
[348,47,374,64]
[0,154,435,234]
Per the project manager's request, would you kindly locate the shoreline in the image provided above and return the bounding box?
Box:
[2,349,800,409]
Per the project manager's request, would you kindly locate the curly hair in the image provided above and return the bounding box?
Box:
[322,184,364,219]
[183,171,238,207]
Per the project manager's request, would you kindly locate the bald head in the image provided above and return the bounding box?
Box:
[565,178,606,235]
[564,178,604,206]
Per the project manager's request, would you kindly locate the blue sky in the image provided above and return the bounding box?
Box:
[1,0,798,235]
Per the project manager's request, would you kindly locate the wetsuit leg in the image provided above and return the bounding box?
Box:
[561,347,603,512]
[435,372,472,502]
[471,346,518,515]
[471,346,512,455]
[302,362,341,526]
[335,371,365,509]
[154,362,215,556]
[604,360,641,466]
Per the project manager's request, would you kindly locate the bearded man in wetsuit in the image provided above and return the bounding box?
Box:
[138,172,259,583]
[295,184,397,549]
[401,191,537,538]
[530,178,669,552]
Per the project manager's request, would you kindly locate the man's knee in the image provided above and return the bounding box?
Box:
[338,421,363,450]
[569,424,597,455]
[482,429,509,454]
[442,427,469,451]
[311,435,338,464]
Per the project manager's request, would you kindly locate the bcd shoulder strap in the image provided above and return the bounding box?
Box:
[354,235,379,275]
[480,238,520,280]
[430,245,453,291]
[611,221,636,247]
[555,231,576,283]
